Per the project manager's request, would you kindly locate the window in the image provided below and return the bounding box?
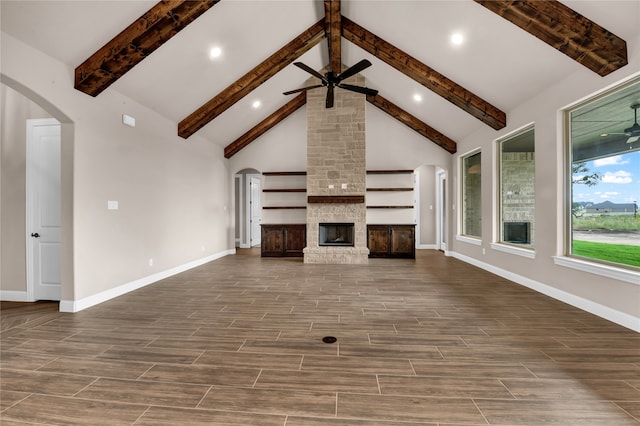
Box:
[568,79,640,269]
[498,126,535,248]
[461,151,482,238]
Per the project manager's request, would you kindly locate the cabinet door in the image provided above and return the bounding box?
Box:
[284,225,306,256]
[367,225,390,257]
[390,225,415,258]
[261,226,284,256]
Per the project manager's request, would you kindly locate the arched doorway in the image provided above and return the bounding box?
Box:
[1,74,74,306]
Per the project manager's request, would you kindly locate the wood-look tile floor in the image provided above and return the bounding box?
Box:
[2,249,639,425]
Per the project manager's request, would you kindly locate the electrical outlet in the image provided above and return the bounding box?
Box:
[149,258,154,266]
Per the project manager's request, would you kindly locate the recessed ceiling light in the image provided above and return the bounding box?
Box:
[209,47,222,59]
[413,94,423,102]
[252,100,261,109]
[451,33,464,46]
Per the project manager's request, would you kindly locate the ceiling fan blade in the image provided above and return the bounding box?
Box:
[335,59,372,82]
[338,83,378,97]
[326,84,334,108]
[293,62,327,83]
[283,84,324,95]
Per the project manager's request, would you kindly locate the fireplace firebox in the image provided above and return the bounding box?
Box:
[319,223,355,246]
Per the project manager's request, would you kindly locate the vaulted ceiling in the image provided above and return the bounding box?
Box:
[1,1,636,157]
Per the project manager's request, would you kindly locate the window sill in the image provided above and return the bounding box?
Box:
[491,243,535,259]
[553,256,640,285]
[456,235,482,246]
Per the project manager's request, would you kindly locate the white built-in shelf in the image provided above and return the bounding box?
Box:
[366,170,415,223]
[262,171,307,223]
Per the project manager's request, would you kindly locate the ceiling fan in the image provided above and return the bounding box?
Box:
[283,59,379,108]
[600,103,640,144]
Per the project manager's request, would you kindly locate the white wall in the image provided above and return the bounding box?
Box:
[450,58,640,330]
[229,108,308,175]
[1,32,231,310]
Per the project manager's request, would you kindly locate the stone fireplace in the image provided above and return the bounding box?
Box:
[303,71,369,264]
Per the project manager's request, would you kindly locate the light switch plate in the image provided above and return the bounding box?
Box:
[107,200,119,210]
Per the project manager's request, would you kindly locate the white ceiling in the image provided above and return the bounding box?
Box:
[2,0,639,150]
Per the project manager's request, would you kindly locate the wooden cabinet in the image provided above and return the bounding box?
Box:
[261,224,306,257]
[367,224,415,258]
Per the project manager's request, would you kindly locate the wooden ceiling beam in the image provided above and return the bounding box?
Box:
[224,93,307,158]
[474,0,627,77]
[179,19,325,139]
[342,16,506,131]
[367,94,457,154]
[75,0,219,97]
[325,0,341,74]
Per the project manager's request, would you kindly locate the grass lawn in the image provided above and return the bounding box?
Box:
[572,240,640,267]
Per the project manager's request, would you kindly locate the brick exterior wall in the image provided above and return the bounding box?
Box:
[501,152,535,245]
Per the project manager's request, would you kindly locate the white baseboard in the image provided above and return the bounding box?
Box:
[59,249,236,313]
[0,290,33,302]
[447,250,640,333]
[417,244,437,250]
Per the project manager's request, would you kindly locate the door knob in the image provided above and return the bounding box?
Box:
[31,232,40,238]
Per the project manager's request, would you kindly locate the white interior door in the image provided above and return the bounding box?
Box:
[249,176,261,247]
[27,118,62,301]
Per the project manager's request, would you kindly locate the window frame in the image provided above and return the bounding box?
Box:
[557,75,640,280]
[458,148,482,241]
[493,123,536,256]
